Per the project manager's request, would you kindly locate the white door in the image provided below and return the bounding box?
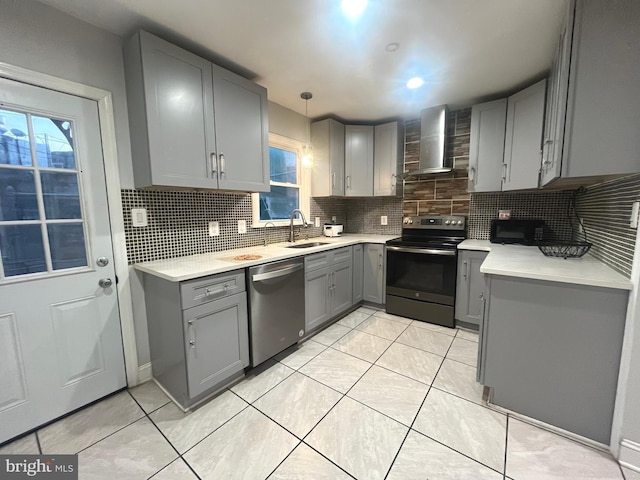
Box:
[0,78,126,444]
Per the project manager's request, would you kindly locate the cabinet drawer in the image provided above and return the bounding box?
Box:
[180,271,245,309]
[332,246,352,264]
[305,251,332,272]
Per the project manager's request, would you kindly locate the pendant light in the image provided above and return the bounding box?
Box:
[300,92,313,168]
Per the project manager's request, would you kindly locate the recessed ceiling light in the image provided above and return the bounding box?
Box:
[385,42,400,52]
[341,0,368,19]
[406,77,425,89]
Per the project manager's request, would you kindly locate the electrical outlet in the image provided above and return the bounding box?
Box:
[381,215,388,225]
[315,217,320,227]
[208,221,220,236]
[237,220,247,234]
[131,208,148,227]
[331,216,336,222]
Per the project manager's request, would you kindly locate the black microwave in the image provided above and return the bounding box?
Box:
[490,219,545,245]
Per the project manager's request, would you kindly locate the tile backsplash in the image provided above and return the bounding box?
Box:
[575,174,640,278]
[468,190,575,241]
[402,108,471,217]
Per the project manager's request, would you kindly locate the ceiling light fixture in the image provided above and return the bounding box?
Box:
[301,92,313,168]
[341,0,367,19]
[385,42,400,53]
[406,77,425,89]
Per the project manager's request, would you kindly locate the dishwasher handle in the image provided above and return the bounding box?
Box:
[252,264,303,282]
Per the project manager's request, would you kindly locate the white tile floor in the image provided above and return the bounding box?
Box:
[0,306,628,480]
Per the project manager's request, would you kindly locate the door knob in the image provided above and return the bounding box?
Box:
[96,256,109,267]
[99,278,113,288]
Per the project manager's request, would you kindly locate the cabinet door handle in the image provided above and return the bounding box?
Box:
[189,322,196,348]
[332,172,336,188]
[210,153,217,177]
[346,176,351,189]
[501,164,507,182]
[391,174,396,188]
[463,261,468,279]
[469,167,476,183]
[220,153,226,176]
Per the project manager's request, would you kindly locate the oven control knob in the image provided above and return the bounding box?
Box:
[445,220,451,225]
[457,220,463,225]
[403,217,413,225]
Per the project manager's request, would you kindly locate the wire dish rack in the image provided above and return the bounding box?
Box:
[537,241,592,259]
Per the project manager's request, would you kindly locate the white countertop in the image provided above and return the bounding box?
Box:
[458,240,631,290]
[134,234,398,282]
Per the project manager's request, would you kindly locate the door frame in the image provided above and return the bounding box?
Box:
[0,62,140,387]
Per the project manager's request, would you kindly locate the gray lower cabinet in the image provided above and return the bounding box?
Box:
[144,270,249,409]
[479,274,628,444]
[352,244,363,305]
[304,247,353,332]
[455,250,488,326]
[124,30,269,192]
[363,244,385,304]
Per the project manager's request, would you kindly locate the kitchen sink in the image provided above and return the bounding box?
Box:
[286,242,330,249]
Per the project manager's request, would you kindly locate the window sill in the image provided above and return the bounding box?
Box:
[251,219,308,229]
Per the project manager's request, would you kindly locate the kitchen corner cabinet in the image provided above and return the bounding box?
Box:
[304,247,353,332]
[502,79,546,191]
[540,0,640,187]
[345,125,374,196]
[363,244,385,304]
[143,270,249,409]
[352,244,364,304]
[479,274,628,444]
[468,100,506,193]
[311,119,345,196]
[124,30,269,192]
[455,250,488,326]
[373,122,403,196]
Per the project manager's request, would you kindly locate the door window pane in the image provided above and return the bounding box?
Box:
[0,169,39,220]
[32,116,76,169]
[0,224,46,276]
[41,172,82,219]
[0,110,32,166]
[259,186,299,220]
[47,224,87,270]
[269,147,297,184]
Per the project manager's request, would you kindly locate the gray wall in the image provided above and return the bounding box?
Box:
[0,0,135,189]
[268,101,309,143]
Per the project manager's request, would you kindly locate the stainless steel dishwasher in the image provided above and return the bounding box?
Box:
[248,258,305,367]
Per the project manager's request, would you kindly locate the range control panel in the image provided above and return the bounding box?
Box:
[402,215,466,230]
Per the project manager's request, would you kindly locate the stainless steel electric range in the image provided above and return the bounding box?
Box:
[385,215,466,328]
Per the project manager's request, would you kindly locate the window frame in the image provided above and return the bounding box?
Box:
[251,133,310,228]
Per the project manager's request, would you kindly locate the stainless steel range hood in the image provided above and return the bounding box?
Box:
[399,105,450,178]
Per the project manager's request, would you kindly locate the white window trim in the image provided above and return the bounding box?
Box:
[252,133,311,228]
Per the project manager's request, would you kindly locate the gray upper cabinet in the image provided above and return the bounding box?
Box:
[542,0,640,187]
[363,244,385,304]
[502,79,546,191]
[211,65,269,192]
[455,250,488,327]
[124,31,269,192]
[373,122,403,196]
[311,119,345,196]
[468,100,506,193]
[345,125,374,196]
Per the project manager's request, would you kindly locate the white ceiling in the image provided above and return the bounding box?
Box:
[38,0,568,122]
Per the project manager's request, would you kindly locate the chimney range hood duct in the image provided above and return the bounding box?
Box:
[399,105,450,178]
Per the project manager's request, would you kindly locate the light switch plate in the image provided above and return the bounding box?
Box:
[381,215,388,225]
[209,221,220,236]
[131,208,148,227]
[238,220,247,234]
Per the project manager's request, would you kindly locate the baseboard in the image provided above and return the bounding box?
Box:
[619,439,640,473]
[137,362,153,384]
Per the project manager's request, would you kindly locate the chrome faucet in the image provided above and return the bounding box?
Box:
[289,209,310,242]
[263,221,276,246]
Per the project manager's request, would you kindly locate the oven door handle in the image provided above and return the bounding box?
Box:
[386,246,456,256]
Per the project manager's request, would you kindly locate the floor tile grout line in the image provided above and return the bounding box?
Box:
[234,364,297,405]
[299,441,358,479]
[34,431,43,455]
[263,439,304,479]
[503,415,510,480]
[409,426,507,477]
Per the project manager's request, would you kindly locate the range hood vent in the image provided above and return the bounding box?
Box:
[399,105,450,178]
